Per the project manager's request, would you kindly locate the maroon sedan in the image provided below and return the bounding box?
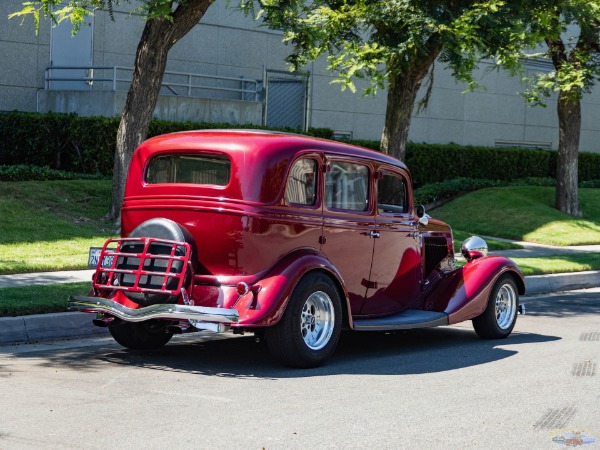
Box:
[70,130,525,367]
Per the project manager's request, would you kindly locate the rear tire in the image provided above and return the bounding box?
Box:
[109,320,173,350]
[472,274,518,339]
[266,272,342,368]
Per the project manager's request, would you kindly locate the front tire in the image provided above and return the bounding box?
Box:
[266,272,342,368]
[472,274,518,339]
[109,320,174,350]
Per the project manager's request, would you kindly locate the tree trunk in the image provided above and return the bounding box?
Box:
[380,44,442,161]
[555,91,582,217]
[109,0,214,222]
[109,19,170,221]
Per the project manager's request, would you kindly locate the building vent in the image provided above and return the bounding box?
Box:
[494,140,552,150]
[333,131,353,140]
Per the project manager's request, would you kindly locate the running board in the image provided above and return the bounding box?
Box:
[353,309,448,331]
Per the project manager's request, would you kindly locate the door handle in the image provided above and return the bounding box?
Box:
[369,231,380,238]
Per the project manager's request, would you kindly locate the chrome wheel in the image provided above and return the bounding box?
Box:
[473,274,519,339]
[300,291,335,350]
[265,272,342,367]
[495,282,517,330]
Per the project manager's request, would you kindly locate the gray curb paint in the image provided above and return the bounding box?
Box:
[525,270,600,295]
[0,312,108,345]
[1,271,599,346]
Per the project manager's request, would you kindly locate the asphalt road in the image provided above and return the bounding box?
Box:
[1,289,599,449]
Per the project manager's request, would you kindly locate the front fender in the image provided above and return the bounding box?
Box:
[233,250,350,328]
[425,256,525,324]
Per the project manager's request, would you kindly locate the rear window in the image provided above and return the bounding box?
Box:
[146,154,231,186]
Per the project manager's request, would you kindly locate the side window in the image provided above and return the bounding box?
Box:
[285,158,317,206]
[326,161,369,211]
[378,171,407,214]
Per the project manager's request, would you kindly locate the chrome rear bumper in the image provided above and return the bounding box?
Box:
[68,295,239,324]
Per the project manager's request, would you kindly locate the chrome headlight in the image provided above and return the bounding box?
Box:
[461,236,488,261]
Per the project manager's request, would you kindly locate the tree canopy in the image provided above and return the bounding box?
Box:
[12,0,215,221]
[498,0,600,216]
[246,0,599,215]
[243,0,526,159]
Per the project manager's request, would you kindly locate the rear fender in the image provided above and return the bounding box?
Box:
[233,250,350,328]
[425,256,525,324]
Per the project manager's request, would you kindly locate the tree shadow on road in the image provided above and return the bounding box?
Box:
[522,290,600,318]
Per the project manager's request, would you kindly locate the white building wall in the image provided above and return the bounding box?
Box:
[1,0,599,153]
[0,0,51,111]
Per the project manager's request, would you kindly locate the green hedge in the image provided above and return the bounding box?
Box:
[0,165,107,182]
[413,177,560,206]
[345,140,600,187]
[0,112,118,175]
[0,112,323,175]
[2,112,600,187]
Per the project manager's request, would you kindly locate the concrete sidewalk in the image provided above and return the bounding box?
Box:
[484,237,600,259]
[0,270,95,288]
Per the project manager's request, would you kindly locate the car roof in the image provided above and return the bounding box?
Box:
[140,129,408,170]
[128,130,409,204]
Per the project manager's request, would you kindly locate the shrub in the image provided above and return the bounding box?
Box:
[0,165,107,182]
[0,112,309,176]
[2,111,600,184]
[0,112,118,175]
[405,144,556,187]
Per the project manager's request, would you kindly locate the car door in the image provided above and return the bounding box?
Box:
[360,168,423,316]
[320,157,376,315]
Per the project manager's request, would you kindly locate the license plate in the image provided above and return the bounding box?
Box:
[88,247,115,269]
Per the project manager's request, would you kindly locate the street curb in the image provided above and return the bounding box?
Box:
[1,271,599,346]
[525,270,600,295]
[0,312,108,345]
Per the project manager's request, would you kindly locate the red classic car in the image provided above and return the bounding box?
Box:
[70,130,525,367]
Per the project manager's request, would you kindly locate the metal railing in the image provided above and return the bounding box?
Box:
[44,66,260,101]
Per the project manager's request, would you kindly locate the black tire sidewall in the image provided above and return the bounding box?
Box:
[473,274,519,339]
[123,218,196,306]
[109,320,173,350]
[267,272,342,367]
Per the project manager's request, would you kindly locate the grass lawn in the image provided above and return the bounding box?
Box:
[513,254,600,276]
[0,282,90,316]
[452,229,521,252]
[0,180,114,274]
[432,186,600,246]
